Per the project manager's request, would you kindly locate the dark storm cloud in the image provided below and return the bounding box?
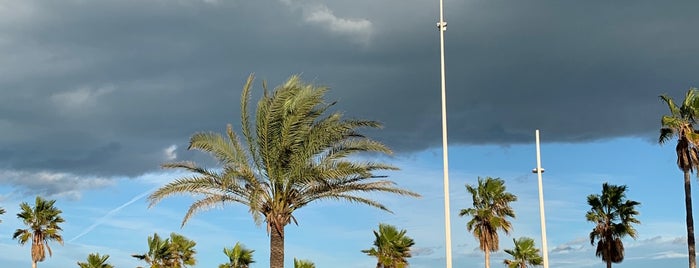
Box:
[0,0,697,183]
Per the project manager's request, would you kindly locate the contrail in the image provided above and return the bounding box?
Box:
[68,186,159,243]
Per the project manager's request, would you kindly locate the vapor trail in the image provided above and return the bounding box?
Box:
[68,186,158,243]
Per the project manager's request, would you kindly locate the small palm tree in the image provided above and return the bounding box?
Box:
[503,237,543,268]
[0,206,5,223]
[660,88,699,268]
[12,196,65,268]
[586,183,641,268]
[459,177,517,268]
[77,253,114,268]
[148,74,420,268]
[293,258,315,268]
[362,223,415,268]
[133,232,196,268]
[220,242,255,268]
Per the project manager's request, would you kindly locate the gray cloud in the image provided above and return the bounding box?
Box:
[0,0,697,183]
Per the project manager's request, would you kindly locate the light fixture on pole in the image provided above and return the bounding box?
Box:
[437,0,452,267]
[533,129,549,268]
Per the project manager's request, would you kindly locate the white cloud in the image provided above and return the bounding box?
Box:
[164,144,178,160]
[279,0,373,44]
[51,85,115,110]
[0,169,114,199]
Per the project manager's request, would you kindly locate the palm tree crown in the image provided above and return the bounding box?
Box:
[659,87,699,268]
[148,74,419,268]
[220,242,255,268]
[293,258,316,268]
[12,196,65,268]
[586,183,640,268]
[362,223,415,268]
[133,232,197,268]
[77,253,114,268]
[459,176,517,268]
[503,237,543,268]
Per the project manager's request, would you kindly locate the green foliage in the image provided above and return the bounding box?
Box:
[362,223,415,268]
[586,183,640,266]
[659,88,699,172]
[459,177,517,268]
[503,237,543,268]
[12,196,65,266]
[219,242,255,268]
[77,253,114,268]
[148,74,419,267]
[293,258,316,268]
[132,232,197,268]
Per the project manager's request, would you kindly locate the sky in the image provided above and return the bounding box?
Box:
[0,0,698,267]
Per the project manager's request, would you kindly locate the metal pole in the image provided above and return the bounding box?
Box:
[437,1,452,267]
[534,129,550,268]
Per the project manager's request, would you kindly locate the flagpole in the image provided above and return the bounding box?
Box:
[533,129,550,268]
[437,0,452,267]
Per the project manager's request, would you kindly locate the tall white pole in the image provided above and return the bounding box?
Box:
[437,1,452,268]
[534,130,550,268]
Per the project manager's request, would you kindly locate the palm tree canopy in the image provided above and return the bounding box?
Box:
[0,206,5,223]
[503,237,543,268]
[293,258,316,268]
[586,183,641,264]
[12,196,65,264]
[77,253,114,268]
[459,177,517,253]
[133,232,196,268]
[148,74,420,233]
[659,88,699,171]
[362,223,415,268]
[219,242,255,268]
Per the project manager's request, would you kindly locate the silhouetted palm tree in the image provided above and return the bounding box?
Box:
[149,74,419,268]
[219,242,255,268]
[586,183,641,268]
[362,223,415,268]
[460,177,517,268]
[77,253,114,268]
[660,87,699,268]
[12,196,65,268]
[503,237,543,268]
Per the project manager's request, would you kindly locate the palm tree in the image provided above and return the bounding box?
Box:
[503,237,543,268]
[0,206,5,223]
[77,253,114,268]
[133,232,196,268]
[362,223,415,268]
[459,177,517,268]
[660,87,699,268]
[220,242,255,268]
[133,233,170,268]
[586,183,640,268]
[293,258,316,268]
[148,74,420,268]
[12,196,65,268]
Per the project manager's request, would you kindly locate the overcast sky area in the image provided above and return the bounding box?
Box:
[0,0,698,267]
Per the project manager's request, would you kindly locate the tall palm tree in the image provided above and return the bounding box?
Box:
[12,196,65,268]
[220,242,255,268]
[77,253,114,268]
[586,183,640,268]
[503,237,543,268]
[459,177,517,268]
[660,87,699,268]
[362,223,415,268]
[148,74,420,268]
[293,258,316,268]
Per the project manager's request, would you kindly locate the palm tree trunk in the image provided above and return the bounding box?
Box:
[32,261,37,268]
[270,226,285,268]
[606,259,612,268]
[685,170,697,268]
[484,248,490,268]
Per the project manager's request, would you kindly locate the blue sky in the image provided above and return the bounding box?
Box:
[0,0,698,267]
